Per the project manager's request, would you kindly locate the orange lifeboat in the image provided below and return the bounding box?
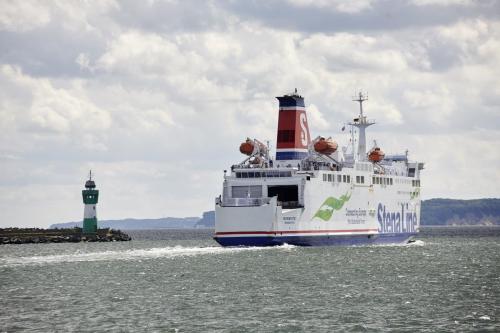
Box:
[314,137,338,155]
[239,139,254,155]
[368,147,385,162]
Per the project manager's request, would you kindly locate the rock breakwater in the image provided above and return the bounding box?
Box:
[0,227,131,245]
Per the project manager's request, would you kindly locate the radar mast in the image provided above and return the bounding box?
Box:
[349,92,375,161]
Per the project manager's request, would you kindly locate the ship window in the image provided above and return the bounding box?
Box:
[236,172,241,178]
[356,176,360,183]
[338,175,342,182]
[241,172,248,178]
[343,175,346,182]
[266,171,278,178]
[347,175,350,183]
[277,130,295,143]
[323,174,327,182]
[361,176,365,184]
[328,174,332,182]
[390,178,393,185]
[232,186,262,198]
[408,168,415,177]
[255,172,261,178]
[248,172,254,178]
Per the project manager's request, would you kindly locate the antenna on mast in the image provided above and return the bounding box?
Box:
[352,91,368,117]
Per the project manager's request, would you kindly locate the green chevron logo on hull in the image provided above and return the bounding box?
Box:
[312,193,351,221]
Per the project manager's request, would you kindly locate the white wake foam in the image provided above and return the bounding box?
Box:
[1,245,291,267]
[405,240,425,247]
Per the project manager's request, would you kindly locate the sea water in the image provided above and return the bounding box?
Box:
[1,227,499,332]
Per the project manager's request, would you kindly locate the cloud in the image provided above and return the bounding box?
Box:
[0,65,111,154]
[0,0,51,32]
[286,0,375,13]
[411,0,474,6]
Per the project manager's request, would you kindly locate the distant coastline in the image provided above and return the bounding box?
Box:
[49,199,499,230]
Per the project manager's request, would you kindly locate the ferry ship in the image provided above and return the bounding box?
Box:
[214,91,424,247]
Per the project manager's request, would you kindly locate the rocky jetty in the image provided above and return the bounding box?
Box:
[0,227,131,245]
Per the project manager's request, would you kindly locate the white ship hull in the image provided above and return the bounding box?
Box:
[214,169,421,247]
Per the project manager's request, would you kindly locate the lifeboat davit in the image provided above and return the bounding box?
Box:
[314,137,338,155]
[368,147,385,162]
[250,156,263,164]
[239,139,254,155]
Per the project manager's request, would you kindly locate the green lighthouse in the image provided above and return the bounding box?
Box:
[82,171,99,234]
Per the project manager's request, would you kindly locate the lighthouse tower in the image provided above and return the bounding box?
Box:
[82,170,99,234]
[275,89,311,163]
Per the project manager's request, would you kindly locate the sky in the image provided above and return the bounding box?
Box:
[0,0,499,227]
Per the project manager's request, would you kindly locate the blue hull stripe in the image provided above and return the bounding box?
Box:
[214,233,417,247]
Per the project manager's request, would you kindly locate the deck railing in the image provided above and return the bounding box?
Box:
[216,197,271,207]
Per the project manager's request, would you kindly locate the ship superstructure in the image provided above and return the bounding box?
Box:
[214,91,424,247]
